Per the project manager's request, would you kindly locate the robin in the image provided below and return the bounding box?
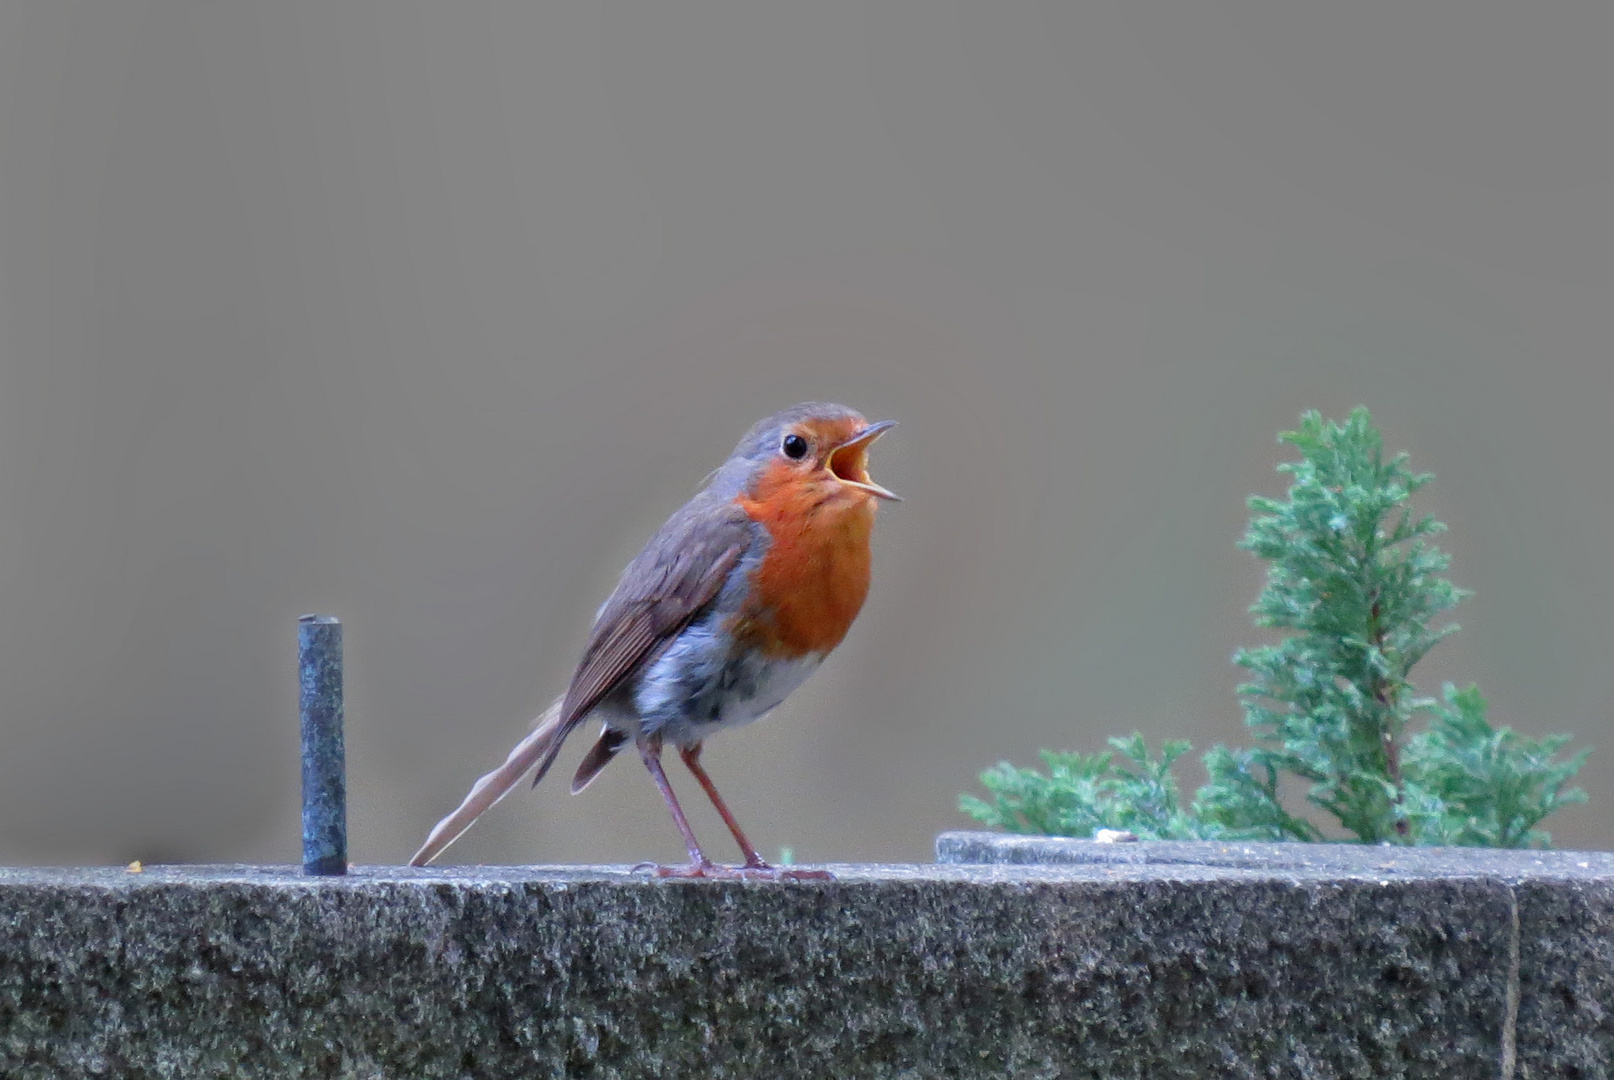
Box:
[408,402,898,879]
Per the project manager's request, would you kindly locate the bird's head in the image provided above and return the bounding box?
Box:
[720,403,899,510]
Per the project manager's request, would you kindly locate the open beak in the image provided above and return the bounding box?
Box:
[826,420,901,501]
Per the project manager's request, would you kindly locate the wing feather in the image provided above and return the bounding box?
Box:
[408,492,757,865]
[557,496,754,731]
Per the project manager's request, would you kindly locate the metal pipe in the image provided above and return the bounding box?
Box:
[298,614,347,876]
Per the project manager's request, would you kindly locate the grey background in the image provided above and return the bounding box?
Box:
[0,3,1608,866]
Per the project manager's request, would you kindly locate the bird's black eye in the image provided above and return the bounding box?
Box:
[781,433,809,460]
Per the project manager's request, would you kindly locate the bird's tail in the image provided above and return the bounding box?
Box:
[407,696,570,867]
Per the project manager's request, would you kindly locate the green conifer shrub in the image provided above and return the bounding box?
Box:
[962,408,1588,847]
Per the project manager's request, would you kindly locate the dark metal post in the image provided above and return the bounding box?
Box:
[298,614,347,875]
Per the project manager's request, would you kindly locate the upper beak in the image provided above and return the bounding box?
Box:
[827,420,901,501]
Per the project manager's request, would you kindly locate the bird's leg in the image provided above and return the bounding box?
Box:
[678,743,835,882]
[679,743,767,868]
[636,735,716,876]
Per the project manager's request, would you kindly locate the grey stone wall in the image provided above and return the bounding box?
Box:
[1,844,1609,1078]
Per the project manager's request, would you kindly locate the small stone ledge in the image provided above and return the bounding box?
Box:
[0,851,1609,1078]
[940,832,1614,1078]
[935,829,1614,878]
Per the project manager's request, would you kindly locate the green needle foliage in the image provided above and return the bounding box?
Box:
[1403,684,1588,847]
[962,407,1589,848]
[1229,406,1460,842]
[960,736,1202,840]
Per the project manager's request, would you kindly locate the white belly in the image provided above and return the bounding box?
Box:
[628,623,825,745]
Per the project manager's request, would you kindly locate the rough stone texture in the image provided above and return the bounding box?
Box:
[942,832,1614,1079]
[0,852,1606,1078]
[1513,877,1614,1079]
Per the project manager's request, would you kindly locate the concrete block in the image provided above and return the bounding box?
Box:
[1,847,1608,1077]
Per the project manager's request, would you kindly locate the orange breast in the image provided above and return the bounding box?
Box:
[732,463,877,657]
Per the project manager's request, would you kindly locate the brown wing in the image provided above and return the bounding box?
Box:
[408,495,755,865]
[556,494,755,731]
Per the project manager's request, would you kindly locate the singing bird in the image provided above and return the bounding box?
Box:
[408,403,898,878]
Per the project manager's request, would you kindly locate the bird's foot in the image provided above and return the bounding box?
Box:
[635,860,835,882]
[741,855,834,881]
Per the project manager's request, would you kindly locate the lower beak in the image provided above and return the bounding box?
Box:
[827,420,901,501]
